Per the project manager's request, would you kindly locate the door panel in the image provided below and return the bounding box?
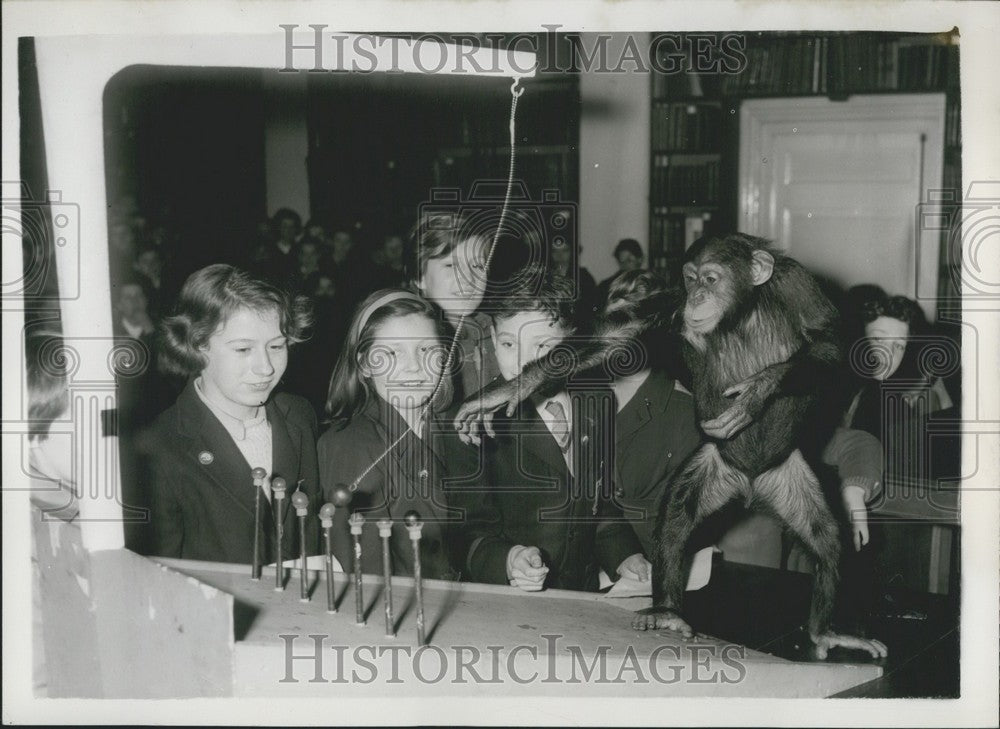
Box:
[740,95,945,319]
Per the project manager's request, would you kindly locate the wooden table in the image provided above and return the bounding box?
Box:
[152,557,882,698]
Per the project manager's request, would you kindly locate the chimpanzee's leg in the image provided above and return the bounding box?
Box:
[632,443,748,635]
[751,450,888,660]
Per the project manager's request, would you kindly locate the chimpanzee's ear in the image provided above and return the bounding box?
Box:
[750,250,775,286]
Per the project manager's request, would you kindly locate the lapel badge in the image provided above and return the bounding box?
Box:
[198,450,215,465]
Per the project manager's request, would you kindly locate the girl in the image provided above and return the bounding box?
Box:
[409,211,498,402]
[140,264,320,564]
[319,289,469,580]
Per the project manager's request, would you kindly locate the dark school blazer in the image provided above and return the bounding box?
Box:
[137,380,320,564]
[613,369,703,557]
[461,388,642,591]
[318,397,468,581]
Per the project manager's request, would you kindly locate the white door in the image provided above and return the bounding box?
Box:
[740,94,945,320]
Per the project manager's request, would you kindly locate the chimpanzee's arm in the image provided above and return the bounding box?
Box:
[453,310,651,439]
[702,268,842,439]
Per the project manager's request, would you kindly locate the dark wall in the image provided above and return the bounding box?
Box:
[104,66,267,280]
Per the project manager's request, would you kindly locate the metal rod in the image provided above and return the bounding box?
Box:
[272,477,287,592]
[349,512,366,625]
[319,502,336,614]
[378,519,395,638]
[251,467,265,581]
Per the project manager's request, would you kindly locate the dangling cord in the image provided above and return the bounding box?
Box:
[346,77,526,492]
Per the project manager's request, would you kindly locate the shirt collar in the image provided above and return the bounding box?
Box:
[194,377,266,441]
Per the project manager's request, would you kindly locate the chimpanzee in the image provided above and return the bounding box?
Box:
[455,233,887,659]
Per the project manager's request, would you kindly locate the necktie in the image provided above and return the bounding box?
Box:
[544,400,571,452]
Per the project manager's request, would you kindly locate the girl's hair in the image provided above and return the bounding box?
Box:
[406,211,492,286]
[860,294,926,330]
[25,324,69,441]
[159,264,312,378]
[325,289,448,427]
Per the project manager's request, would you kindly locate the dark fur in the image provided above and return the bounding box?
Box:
[475,233,847,639]
[652,233,844,637]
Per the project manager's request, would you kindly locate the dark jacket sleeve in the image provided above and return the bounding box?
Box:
[292,396,322,555]
[143,436,184,558]
[460,491,515,585]
[595,502,644,579]
[316,422,391,572]
[446,437,514,585]
[821,426,884,502]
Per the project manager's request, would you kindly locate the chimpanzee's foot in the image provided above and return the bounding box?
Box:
[811,632,888,660]
[632,606,693,638]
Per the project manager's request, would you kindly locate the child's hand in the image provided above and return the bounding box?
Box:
[506,545,549,591]
[616,553,652,582]
[842,484,869,551]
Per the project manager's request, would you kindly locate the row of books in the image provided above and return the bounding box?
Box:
[649,212,711,260]
[829,36,956,94]
[721,36,829,96]
[651,155,720,207]
[651,102,721,152]
[651,68,722,100]
[717,34,958,97]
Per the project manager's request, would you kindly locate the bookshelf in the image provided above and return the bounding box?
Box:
[648,31,961,300]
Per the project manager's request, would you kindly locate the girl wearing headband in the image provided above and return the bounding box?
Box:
[319,289,469,581]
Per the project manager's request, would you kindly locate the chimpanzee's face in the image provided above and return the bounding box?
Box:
[681,246,774,336]
[681,259,731,334]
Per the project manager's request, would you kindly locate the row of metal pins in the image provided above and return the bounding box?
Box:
[250,475,425,644]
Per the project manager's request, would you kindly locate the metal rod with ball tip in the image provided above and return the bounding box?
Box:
[404,510,425,646]
[319,503,337,614]
[349,512,366,626]
[271,477,287,591]
[291,491,310,602]
[250,467,266,581]
[377,519,395,638]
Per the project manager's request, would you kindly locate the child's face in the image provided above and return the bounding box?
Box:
[491,311,569,382]
[116,283,148,321]
[364,313,444,412]
[418,237,488,321]
[136,250,162,279]
[199,306,288,413]
[616,250,642,273]
[864,315,909,380]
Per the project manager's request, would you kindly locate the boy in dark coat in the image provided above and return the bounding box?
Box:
[460,269,644,591]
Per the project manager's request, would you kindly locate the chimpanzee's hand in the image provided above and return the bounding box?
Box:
[700,369,780,439]
[453,377,521,445]
[811,631,888,660]
[631,606,693,637]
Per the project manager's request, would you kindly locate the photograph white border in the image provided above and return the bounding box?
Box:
[3,1,997,725]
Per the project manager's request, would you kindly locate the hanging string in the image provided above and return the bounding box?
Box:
[346,77,526,492]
